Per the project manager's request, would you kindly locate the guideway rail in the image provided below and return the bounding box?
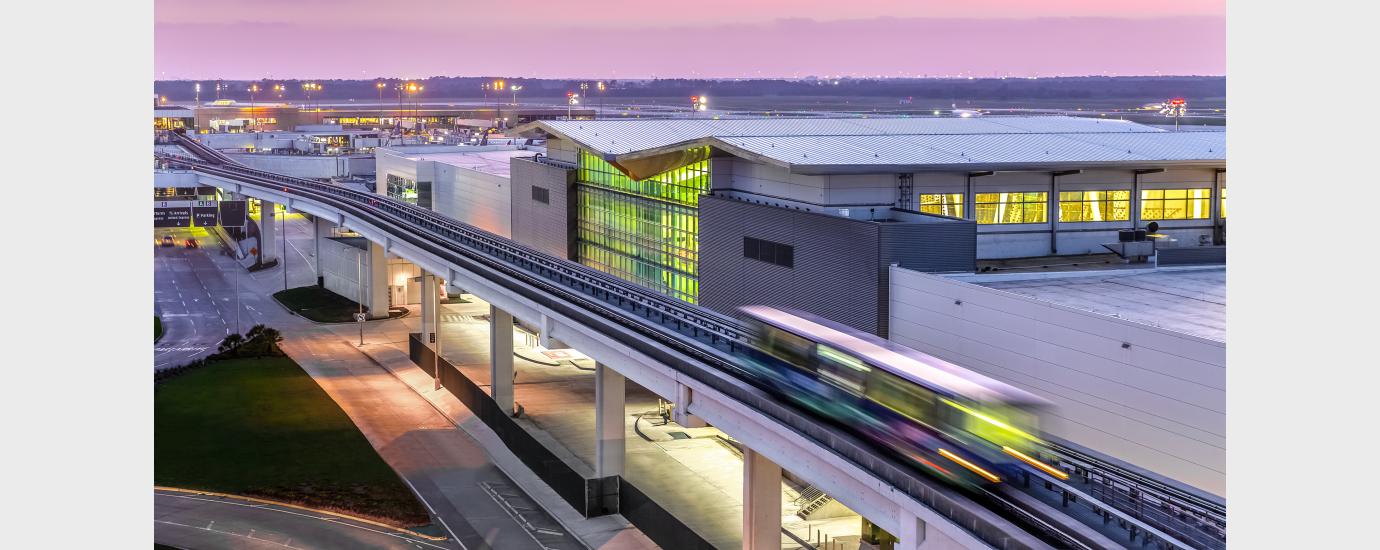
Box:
[163,132,1222,549]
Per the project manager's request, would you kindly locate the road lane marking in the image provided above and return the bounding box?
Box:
[156,492,452,549]
[155,519,300,549]
[398,477,467,550]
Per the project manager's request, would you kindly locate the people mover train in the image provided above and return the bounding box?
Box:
[737,305,1067,488]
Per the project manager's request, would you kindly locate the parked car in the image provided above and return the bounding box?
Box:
[184,238,199,248]
[161,235,175,247]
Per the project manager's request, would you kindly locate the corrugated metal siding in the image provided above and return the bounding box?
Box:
[1157,246,1226,266]
[877,221,978,336]
[527,116,1223,171]
[700,195,884,334]
[511,157,575,259]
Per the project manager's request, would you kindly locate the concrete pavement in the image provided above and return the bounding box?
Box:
[155,489,459,550]
[159,215,645,550]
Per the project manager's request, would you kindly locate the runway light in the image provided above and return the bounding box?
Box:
[938,449,1000,483]
[1002,446,1069,480]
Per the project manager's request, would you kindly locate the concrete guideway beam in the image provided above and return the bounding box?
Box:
[197,169,1018,549]
[674,383,709,429]
[898,513,967,550]
[490,304,515,415]
[742,448,782,550]
[594,363,626,478]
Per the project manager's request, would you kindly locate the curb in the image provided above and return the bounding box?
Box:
[153,486,449,541]
[343,343,600,550]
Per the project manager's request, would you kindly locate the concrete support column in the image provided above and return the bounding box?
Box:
[260,199,277,263]
[1212,169,1225,245]
[312,215,329,286]
[595,362,626,478]
[489,304,514,415]
[1049,173,1060,254]
[419,272,435,347]
[742,447,782,550]
[962,175,976,221]
[1131,172,1143,230]
[366,240,389,318]
[673,383,708,428]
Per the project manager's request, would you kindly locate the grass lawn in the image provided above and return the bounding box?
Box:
[155,316,163,341]
[273,286,369,323]
[155,355,430,527]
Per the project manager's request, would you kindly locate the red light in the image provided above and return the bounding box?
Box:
[1170,98,1185,105]
[566,91,573,97]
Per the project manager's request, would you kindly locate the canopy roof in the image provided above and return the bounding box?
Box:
[514,116,1224,179]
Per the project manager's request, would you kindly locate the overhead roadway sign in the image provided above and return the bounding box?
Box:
[220,200,247,227]
[193,206,219,227]
[154,207,192,227]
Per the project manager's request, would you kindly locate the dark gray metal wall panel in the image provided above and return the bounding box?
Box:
[511,158,575,259]
[701,195,884,335]
[877,221,977,335]
[1157,246,1226,266]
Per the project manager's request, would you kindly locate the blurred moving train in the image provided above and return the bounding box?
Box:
[738,305,1068,488]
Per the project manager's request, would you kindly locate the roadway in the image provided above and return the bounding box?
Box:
[154,218,596,550]
[154,225,238,370]
[155,489,459,550]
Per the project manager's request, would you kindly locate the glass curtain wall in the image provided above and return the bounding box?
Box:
[575,149,709,303]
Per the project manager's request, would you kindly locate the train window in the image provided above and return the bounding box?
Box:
[865,371,934,424]
[817,344,870,394]
[764,326,813,368]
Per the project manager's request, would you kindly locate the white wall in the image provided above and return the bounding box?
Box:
[432,162,513,238]
[887,267,1226,497]
[225,153,364,179]
[319,238,367,305]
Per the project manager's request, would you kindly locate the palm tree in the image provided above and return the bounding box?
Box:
[218,333,244,354]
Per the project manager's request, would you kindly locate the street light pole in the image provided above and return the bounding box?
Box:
[357,251,364,346]
[433,277,442,390]
[235,258,241,334]
[282,204,289,291]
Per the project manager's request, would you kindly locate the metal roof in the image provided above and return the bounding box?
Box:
[516,116,1225,175]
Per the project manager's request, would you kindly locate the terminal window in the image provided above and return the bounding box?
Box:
[574,148,710,303]
[918,193,964,218]
[1220,188,1227,218]
[1058,190,1131,222]
[1141,189,1211,220]
[974,192,1048,224]
[386,174,419,204]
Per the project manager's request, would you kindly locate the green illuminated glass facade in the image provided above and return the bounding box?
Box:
[575,150,709,303]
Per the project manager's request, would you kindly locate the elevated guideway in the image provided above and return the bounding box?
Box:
[159,131,1225,550]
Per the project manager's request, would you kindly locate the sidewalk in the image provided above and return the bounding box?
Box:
[323,314,658,550]
[209,216,655,550]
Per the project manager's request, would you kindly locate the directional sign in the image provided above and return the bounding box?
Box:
[220,200,247,227]
[353,312,366,322]
[154,207,192,227]
[193,206,219,227]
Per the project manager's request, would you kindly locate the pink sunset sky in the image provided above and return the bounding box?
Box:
[155,0,1225,80]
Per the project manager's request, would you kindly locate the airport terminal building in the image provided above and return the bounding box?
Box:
[510,116,1225,334]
